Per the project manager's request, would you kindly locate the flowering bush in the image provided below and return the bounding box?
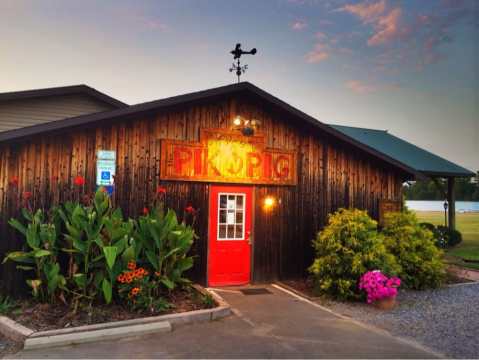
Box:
[117,261,172,313]
[383,211,445,290]
[359,271,401,303]
[309,208,399,301]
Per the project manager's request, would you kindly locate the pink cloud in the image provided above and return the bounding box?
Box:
[345,80,376,94]
[115,7,169,32]
[340,1,405,46]
[291,20,307,30]
[340,0,387,24]
[319,19,334,26]
[315,31,327,40]
[367,7,402,45]
[305,43,330,63]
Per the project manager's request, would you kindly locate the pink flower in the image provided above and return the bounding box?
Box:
[359,270,401,303]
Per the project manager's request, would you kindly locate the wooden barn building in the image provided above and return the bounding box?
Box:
[0,82,473,291]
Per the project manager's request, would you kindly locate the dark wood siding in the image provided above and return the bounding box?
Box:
[0,94,405,292]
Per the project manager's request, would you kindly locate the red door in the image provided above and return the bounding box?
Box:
[208,185,252,286]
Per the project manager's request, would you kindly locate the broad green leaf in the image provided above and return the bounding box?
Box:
[33,249,51,258]
[102,278,112,304]
[72,238,86,253]
[146,250,159,270]
[3,251,34,264]
[44,263,60,294]
[160,277,175,290]
[16,265,35,271]
[8,218,27,236]
[26,225,40,249]
[121,245,135,263]
[21,208,33,222]
[176,257,194,272]
[73,273,86,289]
[103,246,118,270]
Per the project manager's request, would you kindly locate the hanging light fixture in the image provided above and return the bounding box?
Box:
[232,115,261,136]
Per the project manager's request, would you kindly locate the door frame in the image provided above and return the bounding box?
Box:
[206,184,255,286]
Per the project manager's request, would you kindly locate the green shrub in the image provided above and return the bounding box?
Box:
[436,226,462,248]
[419,222,463,249]
[309,208,399,301]
[383,212,445,290]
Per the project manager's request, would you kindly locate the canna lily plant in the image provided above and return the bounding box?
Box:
[3,184,198,313]
[132,206,195,291]
[58,189,133,308]
[3,208,66,303]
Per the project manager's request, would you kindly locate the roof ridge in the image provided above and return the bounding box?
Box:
[329,124,388,133]
[0,84,127,108]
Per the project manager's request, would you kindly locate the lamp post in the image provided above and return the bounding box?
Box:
[443,201,448,227]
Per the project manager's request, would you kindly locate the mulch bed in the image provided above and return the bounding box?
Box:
[9,288,212,332]
[444,271,473,284]
[281,270,472,301]
[280,278,317,298]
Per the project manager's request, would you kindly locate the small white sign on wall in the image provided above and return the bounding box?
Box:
[96,150,116,186]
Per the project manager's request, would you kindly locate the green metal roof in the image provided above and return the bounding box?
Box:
[330,125,474,178]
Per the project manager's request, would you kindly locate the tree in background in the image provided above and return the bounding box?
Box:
[403,176,479,201]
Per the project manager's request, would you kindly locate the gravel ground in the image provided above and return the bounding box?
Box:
[318,283,479,359]
[0,334,21,358]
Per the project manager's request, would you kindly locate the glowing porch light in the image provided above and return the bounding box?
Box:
[263,196,276,210]
[233,116,242,126]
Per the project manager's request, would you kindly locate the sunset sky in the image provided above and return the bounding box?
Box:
[1,0,477,171]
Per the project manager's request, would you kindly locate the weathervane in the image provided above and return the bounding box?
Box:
[229,43,257,83]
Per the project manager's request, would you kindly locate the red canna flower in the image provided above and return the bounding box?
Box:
[23,191,32,200]
[9,176,19,187]
[73,175,85,186]
[185,205,196,214]
[156,186,167,195]
[142,207,149,215]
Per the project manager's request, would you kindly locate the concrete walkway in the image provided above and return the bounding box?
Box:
[11,285,437,359]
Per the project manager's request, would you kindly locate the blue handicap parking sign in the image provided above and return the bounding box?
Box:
[101,171,111,180]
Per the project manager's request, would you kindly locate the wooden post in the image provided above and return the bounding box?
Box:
[447,177,456,231]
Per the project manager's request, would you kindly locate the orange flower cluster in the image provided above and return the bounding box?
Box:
[117,262,149,284]
[129,287,141,298]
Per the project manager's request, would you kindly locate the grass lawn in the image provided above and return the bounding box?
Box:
[413,211,479,270]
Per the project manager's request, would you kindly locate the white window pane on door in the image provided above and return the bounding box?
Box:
[219,210,226,224]
[236,196,243,210]
[220,195,227,209]
[218,224,227,239]
[235,225,243,238]
[227,225,235,238]
[217,193,247,240]
[227,195,235,210]
[236,211,243,224]
[227,210,235,224]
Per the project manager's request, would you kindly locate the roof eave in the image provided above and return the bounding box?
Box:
[422,170,476,178]
[0,85,128,109]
